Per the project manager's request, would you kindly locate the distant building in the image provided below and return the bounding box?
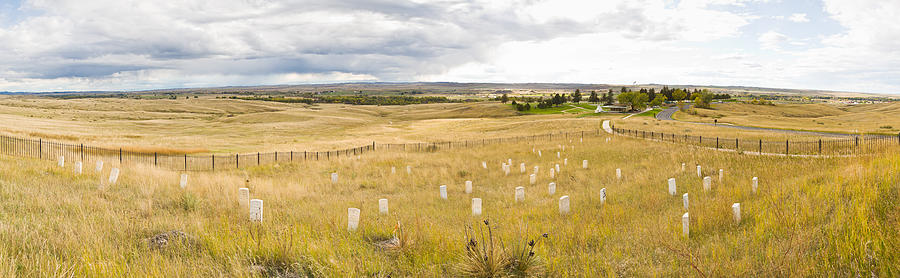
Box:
[596,105,629,113]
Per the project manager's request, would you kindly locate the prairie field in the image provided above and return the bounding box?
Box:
[674,102,900,135]
[0,98,899,277]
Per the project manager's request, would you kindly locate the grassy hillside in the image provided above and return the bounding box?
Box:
[674,102,900,134]
[0,132,897,276]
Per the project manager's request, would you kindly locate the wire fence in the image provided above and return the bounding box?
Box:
[610,125,900,155]
[0,129,605,171]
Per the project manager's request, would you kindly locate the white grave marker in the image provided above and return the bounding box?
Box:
[529,174,536,185]
[108,168,120,185]
[482,161,487,169]
[682,213,690,237]
[95,160,104,172]
[616,168,622,180]
[407,166,412,174]
[533,166,539,174]
[379,199,389,214]
[600,188,607,204]
[556,152,560,158]
[348,208,360,231]
[752,177,758,194]
[703,176,711,191]
[732,203,741,223]
[391,167,396,174]
[74,161,82,175]
[582,160,588,169]
[515,186,525,202]
[57,156,65,167]
[538,150,542,157]
[555,164,560,173]
[520,163,526,173]
[238,188,250,210]
[559,196,570,215]
[249,199,263,222]
[472,198,482,216]
[681,163,686,172]
[179,174,188,189]
[668,178,677,195]
[548,182,556,195]
[718,169,724,182]
[564,158,568,166]
[465,180,473,194]
[697,165,702,177]
[439,185,448,200]
[682,193,689,210]
[331,173,338,183]
[550,168,555,179]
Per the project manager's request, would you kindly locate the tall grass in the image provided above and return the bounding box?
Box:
[0,133,897,276]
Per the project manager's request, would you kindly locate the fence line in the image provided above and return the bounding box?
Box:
[609,124,900,156]
[0,128,606,171]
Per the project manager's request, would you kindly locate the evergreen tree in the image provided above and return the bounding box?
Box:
[572,89,583,103]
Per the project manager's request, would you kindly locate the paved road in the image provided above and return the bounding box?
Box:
[653,105,874,138]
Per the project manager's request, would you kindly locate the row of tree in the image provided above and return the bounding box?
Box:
[501,87,732,112]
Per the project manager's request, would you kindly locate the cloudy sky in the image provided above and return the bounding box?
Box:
[0,0,898,94]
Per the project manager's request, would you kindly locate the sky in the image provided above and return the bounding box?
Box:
[0,0,898,94]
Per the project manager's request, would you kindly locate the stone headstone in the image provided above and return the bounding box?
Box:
[681,163,686,172]
[703,176,711,191]
[550,168,555,179]
[57,156,65,167]
[555,164,560,173]
[668,178,676,195]
[529,174,536,185]
[559,196,570,215]
[533,166,539,174]
[682,213,690,237]
[96,160,104,172]
[520,163,526,173]
[732,203,741,223]
[718,169,724,182]
[582,160,588,169]
[108,168,120,185]
[482,161,487,169]
[331,173,338,183]
[74,161,82,175]
[379,199,388,214]
[439,185,448,200]
[600,188,607,204]
[515,186,525,202]
[564,158,568,166]
[538,150,542,157]
[548,182,556,195]
[472,198,482,216]
[249,199,263,222]
[752,177,758,194]
[697,165,702,177]
[238,188,250,211]
[616,168,622,180]
[391,167,396,174]
[556,152,560,158]
[407,165,411,174]
[179,174,188,189]
[682,193,689,210]
[348,208,360,231]
[580,138,583,143]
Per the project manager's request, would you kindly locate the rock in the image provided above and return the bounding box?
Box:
[147,230,193,250]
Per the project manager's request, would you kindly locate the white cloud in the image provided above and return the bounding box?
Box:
[759,31,788,50]
[788,13,809,22]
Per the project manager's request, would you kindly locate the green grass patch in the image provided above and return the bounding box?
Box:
[634,108,662,117]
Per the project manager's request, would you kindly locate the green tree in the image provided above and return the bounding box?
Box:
[604,90,615,105]
[572,89,582,103]
[500,93,509,103]
[588,91,600,103]
[693,90,713,108]
[650,94,667,107]
[672,89,687,101]
[617,91,649,111]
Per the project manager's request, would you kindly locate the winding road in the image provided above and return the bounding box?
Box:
[653,105,872,138]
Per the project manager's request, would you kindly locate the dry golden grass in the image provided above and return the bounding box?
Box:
[674,102,900,134]
[0,131,897,276]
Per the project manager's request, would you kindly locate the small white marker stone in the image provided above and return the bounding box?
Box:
[557,152,560,158]
[616,168,622,180]
[719,169,724,182]
[703,176,711,191]
[559,196,570,215]
[482,161,487,169]
[564,158,568,166]
[57,156,65,167]
[582,160,588,169]
[697,165,702,177]
[600,188,607,204]
[379,199,389,214]
[95,160,104,172]
[538,150,542,157]
[529,174,536,185]
[732,203,741,223]
[331,173,338,183]
[668,178,677,195]
[550,168,555,179]
[465,180,473,194]
[249,199,263,222]
[752,177,758,194]
[520,163,526,173]
[179,174,188,189]
[348,208,360,231]
[681,163,686,172]
[682,193,689,210]
[391,167,396,174]
[548,182,556,195]
[406,165,411,174]
[472,198,482,216]
[74,161,82,175]
[439,185,448,200]
[508,159,512,166]
[238,188,250,210]
[108,168,120,185]
[682,213,690,237]
[533,166,539,174]
[515,186,525,202]
[555,164,560,173]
